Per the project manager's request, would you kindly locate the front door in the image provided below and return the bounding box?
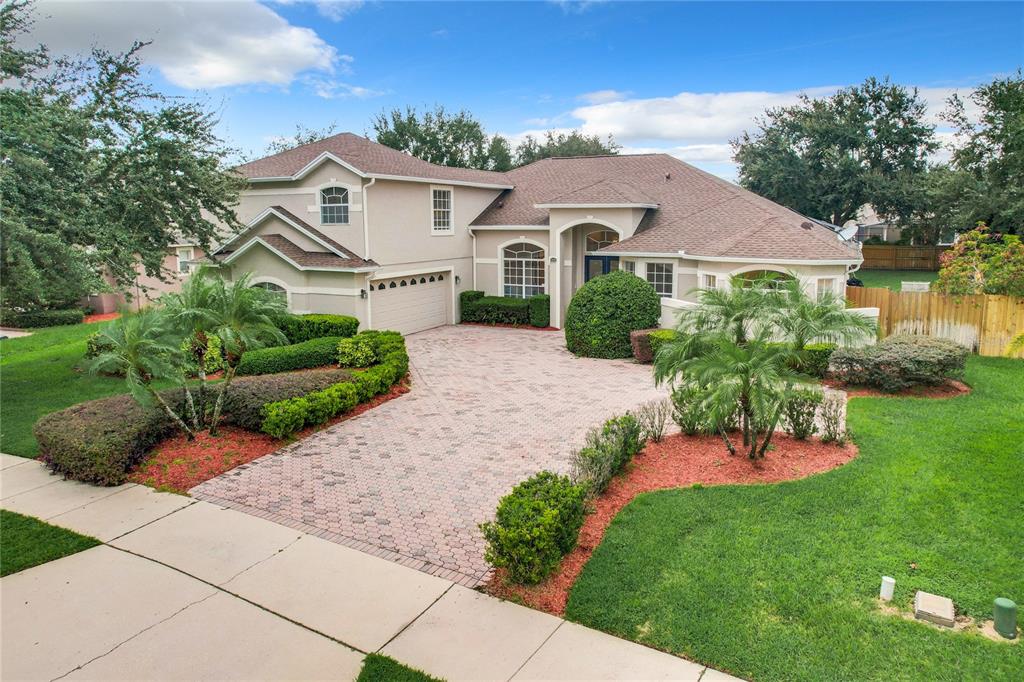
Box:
[585,255,619,282]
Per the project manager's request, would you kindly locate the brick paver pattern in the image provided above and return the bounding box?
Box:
[192,326,667,586]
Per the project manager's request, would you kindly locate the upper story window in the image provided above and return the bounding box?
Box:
[320,187,349,225]
[585,230,619,252]
[646,262,674,298]
[432,187,453,234]
[176,247,194,274]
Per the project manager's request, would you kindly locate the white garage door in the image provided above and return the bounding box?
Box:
[370,272,449,335]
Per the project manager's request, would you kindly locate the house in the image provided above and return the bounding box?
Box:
[207,133,862,334]
[88,245,205,313]
[844,205,903,243]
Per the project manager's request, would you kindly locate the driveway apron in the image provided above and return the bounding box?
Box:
[192,325,667,585]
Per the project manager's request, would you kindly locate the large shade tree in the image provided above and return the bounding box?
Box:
[732,77,936,228]
[0,1,244,311]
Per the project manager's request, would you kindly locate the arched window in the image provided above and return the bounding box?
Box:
[320,187,349,225]
[251,281,287,302]
[585,230,619,252]
[737,270,794,291]
[503,242,545,298]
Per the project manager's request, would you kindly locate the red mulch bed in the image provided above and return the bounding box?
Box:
[486,432,858,616]
[129,377,411,493]
[825,378,971,399]
[460,322,559,332]
[83,312,120,324]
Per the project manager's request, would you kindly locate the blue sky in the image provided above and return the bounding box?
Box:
[28,1,1024,177]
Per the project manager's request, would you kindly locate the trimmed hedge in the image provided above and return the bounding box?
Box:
[236,336,342,376]
[480,471,587,585]
[261,331,408,438]
[649,329,679,358]
[528,294,550,327]
[799,343,836,379]
[629,328,660,363]
[279,313,358,344]
[337,334,379,368]
[569,413,645,495]
[830,335,968,393]
[460,291,550,327]
[1,308,85,328]
[564,271,662,358]
[35,370,356,483]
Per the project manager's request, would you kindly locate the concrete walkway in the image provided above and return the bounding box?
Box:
[2,455,742,681]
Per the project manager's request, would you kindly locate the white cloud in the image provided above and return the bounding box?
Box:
[24,0,349,89]
[305,76,385,99]
[578,89,631,105]
[313,1,364,22]
[550,0,607,14]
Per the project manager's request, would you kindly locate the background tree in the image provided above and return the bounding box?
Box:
[372,105,502,169]
[514,130,620,165]
[0,1,244,312]
[732,77,936,227]
[933,223,1024,297]
[264,122,340,156]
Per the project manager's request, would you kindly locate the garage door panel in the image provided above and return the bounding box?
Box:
[371,273,449,335]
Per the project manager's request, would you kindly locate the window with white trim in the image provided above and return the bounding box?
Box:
[176,247,194,274]
[251,281,287,302]
[816,277,837,300]
[320,187,349,225]
[432,187,452,233]
[702,274,717,290]
[585,230,619,252]
[503,242,545,298]
[646,262,674,298]
[622,260,636,275]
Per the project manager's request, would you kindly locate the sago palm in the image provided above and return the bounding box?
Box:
[207,272,288,434]
[88,308,197,439]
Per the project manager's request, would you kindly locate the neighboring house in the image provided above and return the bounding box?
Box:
[87,245,204,313]
[845,205,903,243]
[207,133,862,334]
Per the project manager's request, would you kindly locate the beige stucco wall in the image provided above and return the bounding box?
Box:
[90,247,207,313]
[471,229,550,296]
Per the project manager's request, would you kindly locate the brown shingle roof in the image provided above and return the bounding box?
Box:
[257,234,377,269]
[235,133,512,187]
[268,205,352,257]
[472,154,860,262]
[540,178,659,206]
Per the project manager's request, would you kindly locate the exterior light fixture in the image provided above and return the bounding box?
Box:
[360,288,367,299]
[550,256,557,263]
[879,576,895,601]
[455,275,461,285]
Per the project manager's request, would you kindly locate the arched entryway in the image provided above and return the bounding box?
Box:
[583,228,620,281]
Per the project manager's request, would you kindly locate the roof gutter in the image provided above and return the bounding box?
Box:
[596,249,861,266]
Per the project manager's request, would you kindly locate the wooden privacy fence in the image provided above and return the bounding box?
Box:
[846,287,1024,358]
[860,245,948,271]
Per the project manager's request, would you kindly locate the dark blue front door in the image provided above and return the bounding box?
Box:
[585,256,619,281]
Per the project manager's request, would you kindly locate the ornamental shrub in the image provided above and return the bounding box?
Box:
[830,335,968,392]
[671,382,714,436]
[799,343,836,379]
[819,394,847,445]
[570,412,645,495]
[565,271,662,358]
[182,333,224,376]
[629,328,660,363]
[220,368,353,431]
[0,308,84,328]
[236,336,341,375]
[461,295,530,325]
[480,471,587,585]
[528,294,550,327]
[278,313,358,343]
[782,387,824,439]
[337,335,379,368]
[648,329,679,358]
[637,399,671,442]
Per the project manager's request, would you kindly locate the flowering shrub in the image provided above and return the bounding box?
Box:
[934,223,1024,297]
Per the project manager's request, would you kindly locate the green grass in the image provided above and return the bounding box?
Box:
[567,357,1024,681]
[857,269,938,291]
[0,510,100,576]
[0,322,174,457]
[356,654,442,682]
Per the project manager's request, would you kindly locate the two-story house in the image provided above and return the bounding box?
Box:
[209,133,862,334]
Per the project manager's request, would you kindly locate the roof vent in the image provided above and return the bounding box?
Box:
[497,200,504,208]
[665,173,671,181]
[801,221,814,230]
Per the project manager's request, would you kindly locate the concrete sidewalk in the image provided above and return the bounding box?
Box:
[1,455,742,681]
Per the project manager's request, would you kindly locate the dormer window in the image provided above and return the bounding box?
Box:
[320,187,349,225]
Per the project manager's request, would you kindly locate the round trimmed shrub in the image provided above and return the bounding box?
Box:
[564,270,662,358]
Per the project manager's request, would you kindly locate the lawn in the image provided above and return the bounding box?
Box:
[567,356,1024,681]
[857,269,938,291]
[356,654,441,682]
[0,510,101,576]
[0,322,173,457]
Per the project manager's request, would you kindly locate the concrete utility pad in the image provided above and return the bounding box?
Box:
[915,590,956,628]
[64,592,364,681]
[382,585,561,681]
[224,535,450,652]
[0,546,216,681]
[512,621,705,681]
[112,501,301,584]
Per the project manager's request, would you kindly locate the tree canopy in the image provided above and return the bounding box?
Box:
[0,1,244,311]
[733,77,937,228]
[372,105,619,171]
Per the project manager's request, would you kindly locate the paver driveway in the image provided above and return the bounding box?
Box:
[193,325,667,586]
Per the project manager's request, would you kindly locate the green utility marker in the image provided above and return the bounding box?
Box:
[993,598,1017,639]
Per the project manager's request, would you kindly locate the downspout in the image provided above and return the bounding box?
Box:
[471,229,477,290]
[362,177,376,329]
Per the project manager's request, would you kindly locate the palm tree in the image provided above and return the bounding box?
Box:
[673,274,775,345]
[656,331,804,458]
[162,268,220,429]
[772,277,877,351]
[206,272,288,435]
[88,308,196,439]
